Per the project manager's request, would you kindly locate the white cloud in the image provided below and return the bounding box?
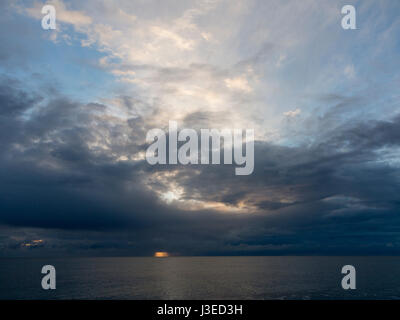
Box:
[17,0,382,143]
[224,76,253,93]
[283,108,301,117]
[344,64,356,79]
[24,0,92,27]
[276,54,287,68]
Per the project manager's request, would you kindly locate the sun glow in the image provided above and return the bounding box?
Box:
[154,251,169,258]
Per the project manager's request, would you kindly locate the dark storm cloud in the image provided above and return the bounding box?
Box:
[151,114,400,254]
[0,76,400,256]
[0,78,159,230]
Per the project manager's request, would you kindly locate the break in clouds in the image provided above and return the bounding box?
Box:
[0,0,399,256]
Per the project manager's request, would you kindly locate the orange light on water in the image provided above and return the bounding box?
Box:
[154,251,169,258]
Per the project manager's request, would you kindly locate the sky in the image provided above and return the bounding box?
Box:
[0,0,399,256]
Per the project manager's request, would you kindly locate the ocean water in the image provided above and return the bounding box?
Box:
[0,256,399,300]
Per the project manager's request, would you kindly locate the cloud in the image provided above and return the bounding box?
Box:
[1,0,399,256]
[283,108,301,117]
[224,76,253,93]
[24,0,92,27]
[344,64,355,79]
[0,75,399,255]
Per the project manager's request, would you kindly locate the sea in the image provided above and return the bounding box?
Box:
[0,256,399,300]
